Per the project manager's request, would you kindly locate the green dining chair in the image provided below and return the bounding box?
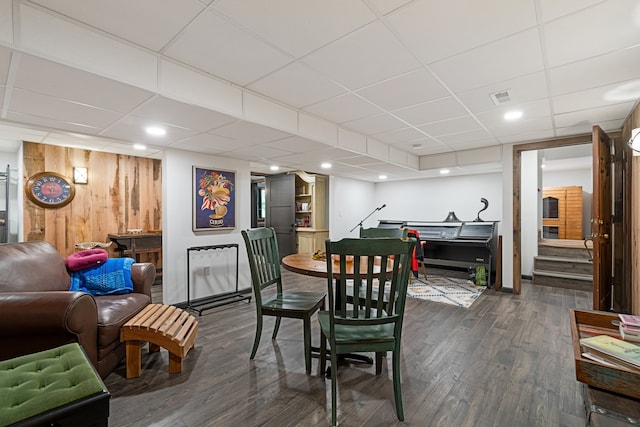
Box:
[318,236,416,426]
[241,227,326,374]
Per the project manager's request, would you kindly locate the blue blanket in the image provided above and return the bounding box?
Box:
[69,258,135,296]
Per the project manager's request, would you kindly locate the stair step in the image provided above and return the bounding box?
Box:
[532,269,593,292]
[534,255,592,264]
[537,245,591,260]
[534,256,593,275]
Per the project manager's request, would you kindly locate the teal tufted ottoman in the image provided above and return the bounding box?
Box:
[0,343,110,427]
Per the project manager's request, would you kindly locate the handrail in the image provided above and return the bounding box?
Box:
[584,236,594,262]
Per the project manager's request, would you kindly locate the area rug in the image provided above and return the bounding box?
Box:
[407,276,486,308]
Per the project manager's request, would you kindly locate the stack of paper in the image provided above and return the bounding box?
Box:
[619,314,640,343]
[580,334,640,371]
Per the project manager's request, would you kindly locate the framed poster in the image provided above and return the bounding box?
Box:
[193,166,236,231]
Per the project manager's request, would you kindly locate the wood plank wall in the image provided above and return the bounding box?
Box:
[23,142,162,257]
[542,186,583,240]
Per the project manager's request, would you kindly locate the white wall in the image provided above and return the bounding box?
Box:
[373,173,504,226]
[521,150,540,276]
[162,149,252,305]
[328,176,375,239]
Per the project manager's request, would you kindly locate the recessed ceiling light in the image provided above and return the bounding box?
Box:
[133,144,146,150]
[440,169,450,175]
[504,111,523,121]
[321,162,332,169]
[145,126,166,136]
[270,165,280,171]
[378,175,387,180]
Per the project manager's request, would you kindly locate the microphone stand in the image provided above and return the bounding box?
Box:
[349,205,385,233]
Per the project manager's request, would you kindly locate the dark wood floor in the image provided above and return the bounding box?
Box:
[105,272,592,426]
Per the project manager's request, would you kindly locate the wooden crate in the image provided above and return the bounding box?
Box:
[570,309,640,399]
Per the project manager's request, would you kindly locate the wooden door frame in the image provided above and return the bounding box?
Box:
[512,134,594,294]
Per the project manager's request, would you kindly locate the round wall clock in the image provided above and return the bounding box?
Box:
[25,171,76,208]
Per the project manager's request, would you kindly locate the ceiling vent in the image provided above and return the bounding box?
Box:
[489,89,512,105]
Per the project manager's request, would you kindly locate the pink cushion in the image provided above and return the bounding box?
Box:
[65,249,109,271]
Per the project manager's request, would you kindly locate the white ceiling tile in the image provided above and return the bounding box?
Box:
[388,0,537,63]
[418,116,483,137]
[131,96,237,132]
[356,68,450,111]
[543,0,640,67]
[0,47,10,84]
[9,89,122,129]
[389,146,407,165]
[392,97,468,125]
[222,144,293,162]
[554,102,635,128]
[214,0,376,58]
[367,138,389,159]
[101,115,198,145]
[303,93,383,124]
[539,0,603,22]
[488,116,554,137]
[0,0,12,45]
[455,72,549,114]
[548,47,640,97]
[14,54,154,113]
[164,11,292,86]
[430,29,544,93]
[210,120,292,144]
[248,62,346,108]
[475,99,551,128]
[20,4,159,92]
[555,118,624,137]
[371,126,426,144]
[553,82,638,114]
[29,0,205,51]
[171,133,239,154]
[301,21,421,90]
[6,111,102,135]
[435,130,495,146]
[368,0,414,16]
[342,112,407,136]
[337,156,384,166]
[159,60,243,118]
[265,136,331,153]
[498,129,555,143]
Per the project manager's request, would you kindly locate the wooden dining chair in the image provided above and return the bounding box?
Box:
[241,227,326,374]
[318,237,416,426]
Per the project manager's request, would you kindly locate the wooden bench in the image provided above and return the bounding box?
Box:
[121,304,198,378]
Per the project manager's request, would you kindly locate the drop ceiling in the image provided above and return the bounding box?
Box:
[0,0,638,181]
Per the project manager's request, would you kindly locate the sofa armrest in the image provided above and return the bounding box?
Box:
[0,292,99,366]
[131,262,155,297]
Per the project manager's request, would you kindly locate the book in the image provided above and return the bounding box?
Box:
[580,335,640,371]
[619,314,640,329]
[620,324,640,343]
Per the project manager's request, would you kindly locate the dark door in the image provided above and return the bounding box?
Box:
[592,125,613,310]
[266,173,296,257]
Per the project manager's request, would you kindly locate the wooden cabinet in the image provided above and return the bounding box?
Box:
[293,171,328,253]
[542,186,583,240]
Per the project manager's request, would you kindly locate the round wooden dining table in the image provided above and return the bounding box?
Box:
[281,253,392,279]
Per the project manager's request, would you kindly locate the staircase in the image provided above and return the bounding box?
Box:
[532,239,593,292]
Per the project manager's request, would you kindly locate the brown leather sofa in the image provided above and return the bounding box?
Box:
[0,241,155,378]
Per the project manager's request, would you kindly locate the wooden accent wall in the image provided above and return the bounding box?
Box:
[542,186,583,240]
[23,142,162,257]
